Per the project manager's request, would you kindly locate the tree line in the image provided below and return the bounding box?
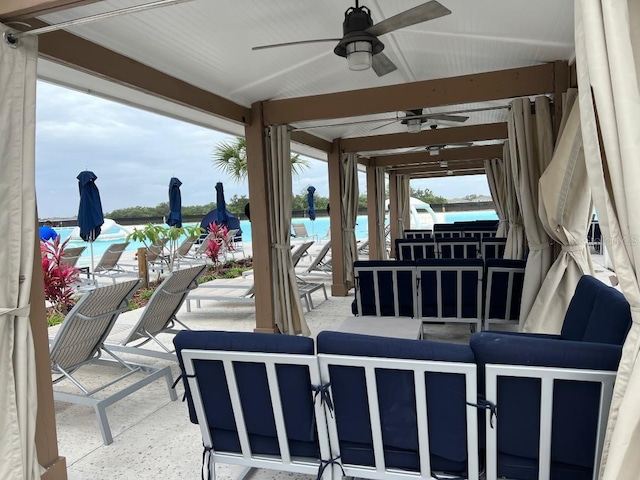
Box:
[106,187,448,219]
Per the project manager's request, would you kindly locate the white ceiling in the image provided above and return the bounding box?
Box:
[36,0,575,149]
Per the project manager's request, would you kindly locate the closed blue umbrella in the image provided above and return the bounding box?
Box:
[77,171,104,241]
[77,170,104,281]
[200,182,241,236]
[307,186,316,221]
[166,177,182,228]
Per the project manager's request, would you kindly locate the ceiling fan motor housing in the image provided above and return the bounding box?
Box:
[334,5,384,58]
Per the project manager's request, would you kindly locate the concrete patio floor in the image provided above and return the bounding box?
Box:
[50,246,614,479]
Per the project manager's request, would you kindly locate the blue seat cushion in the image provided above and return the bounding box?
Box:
[173,331,318,458]
[470,332,622,479]
[317,331,474,474]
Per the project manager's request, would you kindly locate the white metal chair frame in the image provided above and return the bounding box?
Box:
[181,349,334,480]
[483,264,525,330]
[180,348,480,480]
[416,263,484,332]
[396,240,437,261]
[318,353,480,480]
[484,364,615,480]
[354,263,417,318]
[436,238,481,259]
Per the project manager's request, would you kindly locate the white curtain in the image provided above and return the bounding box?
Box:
[575,2,640,478]
[396,174,409,238]
[503,142,525,259]
[484,158,508,237]
[508,97,555,326]
[0,25,41,480]
[523,95,595,333]
[374,167,387,260]
[341,153,359,286]
[268,126,310,336]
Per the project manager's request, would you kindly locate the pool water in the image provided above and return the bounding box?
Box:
[58,210,498,264]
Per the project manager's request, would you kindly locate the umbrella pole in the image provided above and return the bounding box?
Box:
[90,239,96,284]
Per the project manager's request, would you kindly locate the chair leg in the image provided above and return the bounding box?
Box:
[95,402,114,445]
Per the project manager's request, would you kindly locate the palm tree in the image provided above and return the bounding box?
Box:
[212,136,310,182]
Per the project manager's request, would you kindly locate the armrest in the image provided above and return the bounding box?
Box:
[470,331,622,371]
[483,330,562,341]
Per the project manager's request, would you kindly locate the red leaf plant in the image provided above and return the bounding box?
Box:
[206,222,234,264]
[41,236,80,315]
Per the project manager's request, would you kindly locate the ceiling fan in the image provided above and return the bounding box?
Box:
[372,109,468,132]
[252,1,451,76]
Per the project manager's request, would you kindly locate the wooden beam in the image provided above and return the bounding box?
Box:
[341,123,508,153]
[374,144,503,167]
[263,64,556,125]
[290,130,332,153]
[0,0,101,20]
[26,19,251,125]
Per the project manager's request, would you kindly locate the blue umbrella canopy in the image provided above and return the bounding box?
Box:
[166,177,183,227]
[77,170,104,241]
[200,182,241,235]
[307,186,316,221]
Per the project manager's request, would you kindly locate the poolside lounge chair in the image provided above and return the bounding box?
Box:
[176,232,214,266]
[92,242,134,284]
[292,223,317,242]
[188,242,326,312]
[106,265,207,362]
[50,279,177,445]
[301,241,332,274]
[60,245,86,269]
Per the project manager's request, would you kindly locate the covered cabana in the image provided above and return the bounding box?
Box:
[1,1,639,479]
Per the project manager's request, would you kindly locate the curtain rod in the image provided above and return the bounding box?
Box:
[5,0,193,45]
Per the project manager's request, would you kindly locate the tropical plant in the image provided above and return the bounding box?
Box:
[212,136,310,182]
[205,222,234,265]
[127,223,204,273]
[41,237,80,316]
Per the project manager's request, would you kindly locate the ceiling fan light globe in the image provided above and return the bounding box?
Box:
[406,118,422,133]
[346,41,372,71]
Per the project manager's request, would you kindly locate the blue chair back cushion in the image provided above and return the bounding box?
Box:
[354,260,416,317]
[470,332,623,480]
[561,276,607,341]
[395,239,437,260]
[417,259,483,319]
[317,331,474,474]
[582,284,632,345]
[174,330,318,458]
[485,259,526,320]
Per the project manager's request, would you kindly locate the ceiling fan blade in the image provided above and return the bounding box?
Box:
[372,52,398,77]
[366,1,452,37]
[252,38,341,51]
[370,118,401,131]
[424,114,469,123]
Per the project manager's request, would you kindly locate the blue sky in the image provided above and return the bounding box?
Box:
[35,81,489,218]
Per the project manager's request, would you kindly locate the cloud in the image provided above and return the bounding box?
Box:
[35,82,489,218]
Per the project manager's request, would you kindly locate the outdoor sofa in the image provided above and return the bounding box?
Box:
[173,274,630,480]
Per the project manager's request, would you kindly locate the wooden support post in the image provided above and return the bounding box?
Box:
[136,247,148,288]
[554,60,570,138]
[31,219,68,480]
[328,140,348,296]
[366,163,381,260]
[388,172,398,258]
[245,102,278,333]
